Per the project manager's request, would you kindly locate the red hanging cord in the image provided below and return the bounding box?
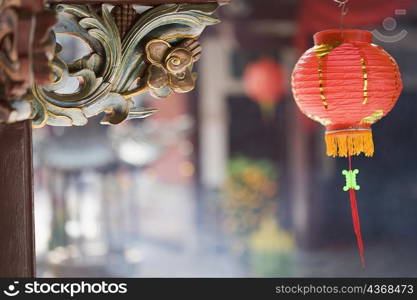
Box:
[348,154,365,267]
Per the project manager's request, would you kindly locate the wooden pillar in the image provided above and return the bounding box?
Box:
[0,120,35,277]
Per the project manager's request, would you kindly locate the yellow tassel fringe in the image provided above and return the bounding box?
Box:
[325,130,374,157]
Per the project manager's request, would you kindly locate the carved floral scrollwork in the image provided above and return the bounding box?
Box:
[0,0,56,123]
[28,3,220,128]
[144,39,201,98]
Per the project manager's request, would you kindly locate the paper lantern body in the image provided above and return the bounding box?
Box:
[244,58,285,104]
[292,30,402,157]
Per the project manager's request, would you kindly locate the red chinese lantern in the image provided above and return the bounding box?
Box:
[291,29,402,266]
[243,58,285,118]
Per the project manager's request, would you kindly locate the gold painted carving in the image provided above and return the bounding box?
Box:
[6,3,220,127]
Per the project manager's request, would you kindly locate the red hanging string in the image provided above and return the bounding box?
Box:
[348,154,365,267]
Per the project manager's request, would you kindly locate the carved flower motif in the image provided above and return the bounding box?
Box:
[145,39,200,98]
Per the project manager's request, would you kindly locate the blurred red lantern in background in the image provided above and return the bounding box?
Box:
[243,58,286,118]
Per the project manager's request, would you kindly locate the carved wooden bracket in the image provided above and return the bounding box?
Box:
[0,1,222,126]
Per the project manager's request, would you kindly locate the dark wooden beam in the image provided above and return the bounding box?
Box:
[46,0,229,4]
[0,120,35,277]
